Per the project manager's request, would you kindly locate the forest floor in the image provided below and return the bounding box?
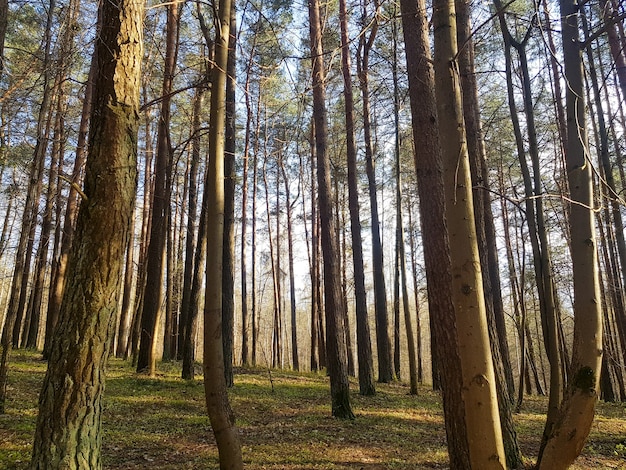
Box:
[1,350,625,469]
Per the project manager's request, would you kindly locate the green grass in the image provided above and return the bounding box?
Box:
[1,350,625,469]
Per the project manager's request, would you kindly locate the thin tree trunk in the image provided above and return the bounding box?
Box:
[308,0,354,419]
[203,0,243,464]
[338,0,374,394]
[357,0,392,383]
[222,2,236,386]
[0,0,56,410]
[137,0,179,375]
[537,2,603,465]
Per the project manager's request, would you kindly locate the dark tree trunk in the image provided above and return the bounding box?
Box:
[357,0,393,383]
[136,0,179,375]
[308,0,354,419]
[400,0,472,466]
[222,2,236,386]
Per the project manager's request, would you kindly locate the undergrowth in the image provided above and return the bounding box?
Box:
[1,350,625,469]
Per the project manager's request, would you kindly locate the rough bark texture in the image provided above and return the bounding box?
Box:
[309,0,354,419]
[203,0,243,467]
[357,0,393,383]
[399,0,470,466]
[537,2,603,467]
[29,0,142,465]
[433,0,505,467]
[339,0,375,396]
[222,1,236,387]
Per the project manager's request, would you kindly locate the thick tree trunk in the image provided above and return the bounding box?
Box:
[399,0,470,466]
[29,0,142,463]
[433,0,505,467]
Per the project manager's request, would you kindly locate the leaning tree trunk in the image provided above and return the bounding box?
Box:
[536,2,603,467]
[308,0,354,419]
[29,0,142,464]
[203,0,243,466]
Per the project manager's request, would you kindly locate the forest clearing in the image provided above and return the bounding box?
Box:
[1,350,625,469]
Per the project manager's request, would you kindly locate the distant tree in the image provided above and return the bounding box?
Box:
[357,0,393,383]
[29,0,143,463]
[137,0,180,375]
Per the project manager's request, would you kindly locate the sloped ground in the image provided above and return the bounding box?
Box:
[1,350,625,469]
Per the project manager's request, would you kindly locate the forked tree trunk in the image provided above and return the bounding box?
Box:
[537,2,603,466]
[29,0,142,463]
[203,0,243,466]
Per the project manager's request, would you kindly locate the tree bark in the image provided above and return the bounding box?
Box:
[338,0,375,395]
[136,0,179,375]
[29,0,142,463]
[399,0,470,466]
[308,0,354,419]
[222,1,236,386]
[433,0,505,467]
[357,0,393,383]
[203,0,243,466]
[537,2,603,466]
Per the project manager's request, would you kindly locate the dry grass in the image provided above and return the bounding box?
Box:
[1,350,625,469]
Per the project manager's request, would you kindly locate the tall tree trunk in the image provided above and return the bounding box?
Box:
[433,0,505,467]
[203,0,243,465]
[357,0,393,383]
[537,2,603,466]
[457,1,520,466]
[136,0,179,375]
[399,0,470,466]
[222,2,236,386]
[338,0,374,394]
[29,0,142,462]
[308,0,354,419]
